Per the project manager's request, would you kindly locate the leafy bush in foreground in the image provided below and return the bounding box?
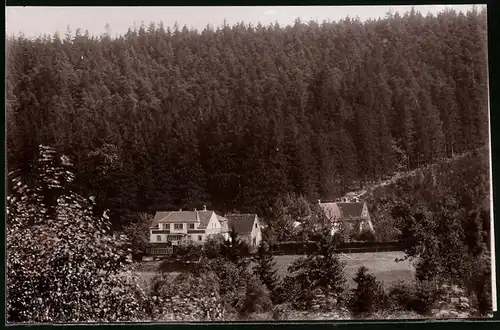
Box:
[387,279,443,315]
[198,257,272,318]
[7,145,147,323]
[148,272,224,321]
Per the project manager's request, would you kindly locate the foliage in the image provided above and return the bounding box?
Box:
[122,212,153,261]
[364,148,492,314]
[148,271,224,321]
[6,7,488,227]
[269,193,312,241]
[355,229,377,242]
[387,280,443,315]
[349,266,387,316]
[334,222,355,243]
[473,252,492,315]
[6,145,147,323]
[171,244,204,261]
[202,237,225,259]
[252,242,280,303]
[220,228,252,267]
[240,277,274,317]
[282,229,347,309]
[195,256,272,317]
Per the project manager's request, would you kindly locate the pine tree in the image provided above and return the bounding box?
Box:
[6,8,489,232]
[252,242,279,302]
[286,228,347,308]
[350,266,387,316]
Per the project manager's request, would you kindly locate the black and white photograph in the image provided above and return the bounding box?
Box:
[5,4,495,323]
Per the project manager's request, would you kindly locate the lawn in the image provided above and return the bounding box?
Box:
[135,251,415,290]
[271,251,415,288]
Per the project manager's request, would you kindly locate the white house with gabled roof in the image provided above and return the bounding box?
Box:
[150,205,228,245]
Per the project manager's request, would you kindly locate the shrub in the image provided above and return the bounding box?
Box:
[272,303,294,320]
[472,252,492,316]
[356,229,377,242]
[411,281,443,315]
[203,238,224,259]
[148,271,224,321]
[349,266,388,317]
[387,279,443,315]
[220,229,252,267]
[6,146,148,323]
[240,277,273,317]
[387,280,414,311]
[198,257,250,315]
[122,212,153,261]
[196,255,274,318]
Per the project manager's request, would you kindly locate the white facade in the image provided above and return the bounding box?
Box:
[150,210,228,246]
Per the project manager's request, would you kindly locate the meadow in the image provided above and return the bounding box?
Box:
[135,251,415,290]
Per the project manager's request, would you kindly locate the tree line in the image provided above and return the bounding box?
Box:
[7,145,492,322]
[6,7,488,228]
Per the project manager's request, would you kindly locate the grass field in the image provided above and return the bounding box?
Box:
[135,251,415,290]
[271,251,415,288]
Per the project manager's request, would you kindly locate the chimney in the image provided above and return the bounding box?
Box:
[179,208,182,211]
[203,205,207,211]
[194,208,197,211]
[318,199,321,204]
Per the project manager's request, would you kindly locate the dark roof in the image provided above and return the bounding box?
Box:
[217,215,229,232]
[336,202,365,218]
[197,211,213,229]
[151,210,219,228]
[225,214,258,235]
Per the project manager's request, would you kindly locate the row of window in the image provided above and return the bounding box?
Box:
[156,235,203,242]
[161,223,197,230]
[160,222,220,230]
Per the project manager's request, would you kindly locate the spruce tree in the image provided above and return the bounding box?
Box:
[286,228,347,308]
[350,266,386,317]
[252,242,279,302]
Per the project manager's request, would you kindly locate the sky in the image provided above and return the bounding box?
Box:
[5,5,481,39]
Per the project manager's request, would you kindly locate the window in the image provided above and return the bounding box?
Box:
[156,235,161,242]
[198,235,203,241]
[255,223,258,229]
[174,224,183,230]
[189,223,195,229]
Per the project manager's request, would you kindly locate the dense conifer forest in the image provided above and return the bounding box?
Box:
[6,7,488,229]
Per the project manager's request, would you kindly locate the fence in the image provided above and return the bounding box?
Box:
[147,246,174,256]
[146,241,402,257]
[268,240,402,255]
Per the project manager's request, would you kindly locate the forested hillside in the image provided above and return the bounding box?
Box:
[6,7,488,228]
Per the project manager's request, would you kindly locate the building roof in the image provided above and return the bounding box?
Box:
[225,213,258,235]
[319,202,366,221]
[197,211,214,229]
[336,202,365,218]
[151,210,217,228]
[217,215,229,233]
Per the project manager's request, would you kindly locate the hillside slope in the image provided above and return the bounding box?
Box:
[359,146,490,242]
[6,8,488,228]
